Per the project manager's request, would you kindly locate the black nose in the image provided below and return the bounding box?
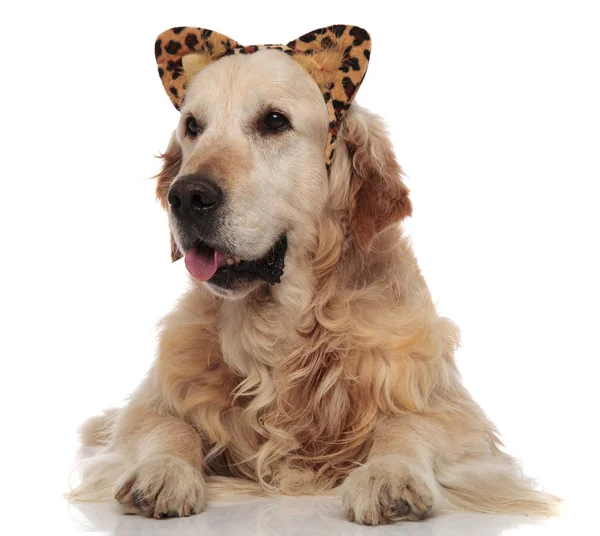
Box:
[168,174,223,221]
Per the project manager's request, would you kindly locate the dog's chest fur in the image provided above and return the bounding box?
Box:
[187,284,374,488]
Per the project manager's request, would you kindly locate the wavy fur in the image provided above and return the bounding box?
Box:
[68,94,559,522]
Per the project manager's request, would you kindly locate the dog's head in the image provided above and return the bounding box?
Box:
[155,26,411,298]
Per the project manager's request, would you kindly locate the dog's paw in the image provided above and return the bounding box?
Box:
[114,455,206,518]
[340,457,434,525]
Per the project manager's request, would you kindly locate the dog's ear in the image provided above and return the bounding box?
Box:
[342,107,412,252]
[155,135,183,262]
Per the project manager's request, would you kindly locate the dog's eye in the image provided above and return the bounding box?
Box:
[263,111,291,133]
[185,116,202,138]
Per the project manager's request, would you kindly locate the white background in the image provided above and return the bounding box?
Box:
[1,1,598,534]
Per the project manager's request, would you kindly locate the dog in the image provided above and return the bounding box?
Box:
[68,25,559,525]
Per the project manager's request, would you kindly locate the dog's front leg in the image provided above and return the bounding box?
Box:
[340,413,443,525]
[112,405,206,518]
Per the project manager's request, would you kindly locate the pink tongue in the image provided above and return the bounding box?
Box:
[185,248,228,281]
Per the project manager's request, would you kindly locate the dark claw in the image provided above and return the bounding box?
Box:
[114,479,134,502]
[393,499,411,517]
[132,490,148,508]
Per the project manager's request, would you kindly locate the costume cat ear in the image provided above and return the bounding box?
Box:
[155,25,371,169]
[286,25,371,169]
[155,27,241,110]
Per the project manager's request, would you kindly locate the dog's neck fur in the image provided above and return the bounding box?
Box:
[218,244,330,377]
[216,214,402,377]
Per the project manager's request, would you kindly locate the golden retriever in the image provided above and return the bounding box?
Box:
[68,31,559,525]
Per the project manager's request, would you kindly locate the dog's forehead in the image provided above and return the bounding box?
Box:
[183,50,323,111]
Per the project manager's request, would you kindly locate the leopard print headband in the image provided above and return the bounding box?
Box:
[155,25,371,172]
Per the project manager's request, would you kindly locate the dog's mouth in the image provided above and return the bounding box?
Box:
[184,236,287,289]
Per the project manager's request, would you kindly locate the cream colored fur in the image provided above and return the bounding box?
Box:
[67,51,559,524]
